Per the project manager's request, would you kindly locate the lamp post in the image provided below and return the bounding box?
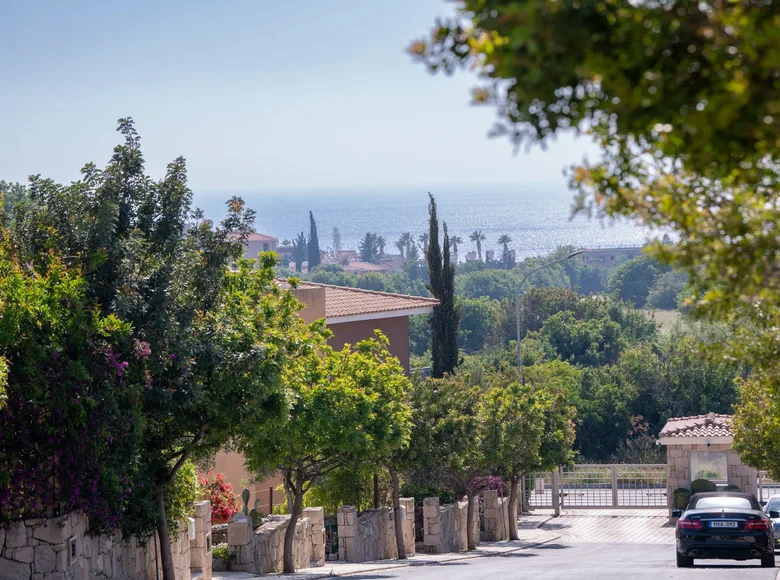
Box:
[516,250,585,384]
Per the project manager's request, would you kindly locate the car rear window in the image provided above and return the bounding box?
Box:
[694,497,752,510]
[766,500,780,513]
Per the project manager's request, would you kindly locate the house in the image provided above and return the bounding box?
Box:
[243,233,279,259]
[580,246,643,268]
[210,281,438,510]
[343,260,403,275]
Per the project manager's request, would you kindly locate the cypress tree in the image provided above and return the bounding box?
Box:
[425,193,460,377]
[308,211,321,269]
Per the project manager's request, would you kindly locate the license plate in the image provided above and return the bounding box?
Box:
[710,521,739,528]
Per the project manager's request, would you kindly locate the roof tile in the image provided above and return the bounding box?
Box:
[659,413,732,438]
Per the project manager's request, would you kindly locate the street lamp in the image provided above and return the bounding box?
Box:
[516,250,585,384]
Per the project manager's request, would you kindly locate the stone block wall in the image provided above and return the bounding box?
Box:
[190,500,213,580]
[0,507,198,580]
[336,506,398,563]
[228,513,313,574]
[481,491,509,542]
[666,443,758,508]
[422,497,479,554]
[303,508,325,567]
[399,498,415,556]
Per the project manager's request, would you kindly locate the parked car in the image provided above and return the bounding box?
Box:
[765,494,780,549]
[673,492,775,568]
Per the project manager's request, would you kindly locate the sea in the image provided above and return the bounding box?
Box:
[195,184,655,261]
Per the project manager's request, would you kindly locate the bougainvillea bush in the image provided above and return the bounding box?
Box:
[198,472,239,524]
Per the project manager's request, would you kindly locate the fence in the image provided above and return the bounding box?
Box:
[758,471,780,502]
[523,464,667,512]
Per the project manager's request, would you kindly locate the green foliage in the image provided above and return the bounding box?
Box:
[608,256,660,308]
[733,376,780,481]
[166,460,199,530]
[241,489,251,515]
[457,269,516,300]
[425,194,460,378]
[308,211,321,269]
[408,314,431,357]
[212,545,236,570]
[673,489,691,510]
[457,297,495,354]
[398,483,455,507]
[690,479,718,494]
[359,232,381,263]
[0,180,27,223]
[723,485,741,492]
[646,270,688,311]
[292,232,307,272]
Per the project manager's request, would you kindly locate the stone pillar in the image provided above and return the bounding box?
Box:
[422,497,440,553]
[227,513,254,572]
[337,506,357,562]
[400,497,415,556]
[191,500,212,580]
[482,490,507,541]
[304,507,325,567]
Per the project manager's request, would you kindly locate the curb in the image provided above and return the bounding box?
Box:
[282,534,561,578]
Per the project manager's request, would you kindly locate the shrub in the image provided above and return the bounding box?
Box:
[198,472,239,524]
[690,479,717,494]
[723,484,741,492]
[212,544,236,570]
[167,460,199,530]
[672,488,691,509]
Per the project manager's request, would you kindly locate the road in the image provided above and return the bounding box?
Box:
[336,543,780,580]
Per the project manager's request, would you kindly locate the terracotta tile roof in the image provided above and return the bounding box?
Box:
[279,279,438,319]
[659,413,732,439]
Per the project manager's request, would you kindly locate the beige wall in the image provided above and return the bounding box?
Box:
[210,452,284,514]
[244,238,278,260]
[329,316,411,372]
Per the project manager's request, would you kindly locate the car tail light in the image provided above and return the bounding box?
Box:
[678,519,703,530]
[745,519,769,531]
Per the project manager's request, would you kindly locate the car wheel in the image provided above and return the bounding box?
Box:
[676,552,694,568]
[761,552,775,568]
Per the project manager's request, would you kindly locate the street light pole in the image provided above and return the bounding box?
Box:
[516,250,585,384]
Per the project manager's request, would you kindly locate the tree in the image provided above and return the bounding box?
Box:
[457,296,495,353]
[0,180,27,223]
[332,226,342,254]
[470,230,486,262]
[456,269,516,300]
[646,270,688,310]
[418,232,429,255]
[242,334,411,573]
[376,235,387,258]
[359,232,380,262]
[608,255,660,307]
[292,231,308,272]
[479,381,544,540]
[410,0,780,437]
[10,120,312,580]
[450,235,463,255]
[395,236,406,259]
[733,375,780,481]
[425,193,460,378]
[308,211,321,269]
[497,235,513,269]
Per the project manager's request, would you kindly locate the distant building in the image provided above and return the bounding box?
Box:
[344,260,402,274]
[485,250,495,262]
[465,251,478,262]
[580,247,643,268]
[242,233,279,259]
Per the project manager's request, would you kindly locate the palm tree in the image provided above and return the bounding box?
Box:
[498,234,513,268]
[395,236,406,259]
[400,232,414,259]
[376,235,387,258]
[418,232,429,254]
[449,235,463,255]
[470,230,486,262]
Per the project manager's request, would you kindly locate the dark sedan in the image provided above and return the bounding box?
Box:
[673,492,775,568]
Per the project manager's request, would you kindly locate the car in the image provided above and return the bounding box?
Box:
[764,494,780,549]
[672,492,775,568]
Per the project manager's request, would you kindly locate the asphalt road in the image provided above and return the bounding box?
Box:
[337,543,780,580]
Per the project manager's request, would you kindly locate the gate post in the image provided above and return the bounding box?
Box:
[552,468,561,516]
[611,465,618,508]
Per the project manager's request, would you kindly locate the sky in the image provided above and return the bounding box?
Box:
[1,0,599,201]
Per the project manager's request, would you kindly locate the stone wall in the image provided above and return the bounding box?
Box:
[666,443,758,508]
[336,506,397,563]
[422,497,480,554]
[303,508,325,567]
[399,498,415,556]
[0,505,206,580]
[227,513,313,574]
[190,500,213,580]
[481,491,509,542]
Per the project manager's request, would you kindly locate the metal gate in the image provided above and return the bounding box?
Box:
[758,471,780,502]
[524,464,667,511]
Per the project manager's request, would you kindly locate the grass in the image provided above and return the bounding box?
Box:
[641,309,684,334]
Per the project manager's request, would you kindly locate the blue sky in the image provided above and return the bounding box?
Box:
[1,0,598,198]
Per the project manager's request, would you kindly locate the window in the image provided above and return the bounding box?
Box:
[263,243,269,251]
[68,536,78,565]
[693,496,752,510]
[691,451,728,483]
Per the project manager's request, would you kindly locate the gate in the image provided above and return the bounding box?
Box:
[758,471,780,502]
[524,464,667,511]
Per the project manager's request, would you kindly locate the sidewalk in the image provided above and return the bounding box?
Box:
[213,527,559,579]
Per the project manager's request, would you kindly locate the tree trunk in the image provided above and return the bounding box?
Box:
[466,491,476,550]
[507,475,519,541]
[282,479,303,574]
[373,472,380,509]
[155,486,176,580]
[283,469,294,515]
[389,468,406,560]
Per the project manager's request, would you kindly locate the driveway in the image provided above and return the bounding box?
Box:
[327,543,779,580]
[536,509,676,544]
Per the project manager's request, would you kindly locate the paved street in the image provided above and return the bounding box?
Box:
[533,509,676,544]
[329,543,779,580]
